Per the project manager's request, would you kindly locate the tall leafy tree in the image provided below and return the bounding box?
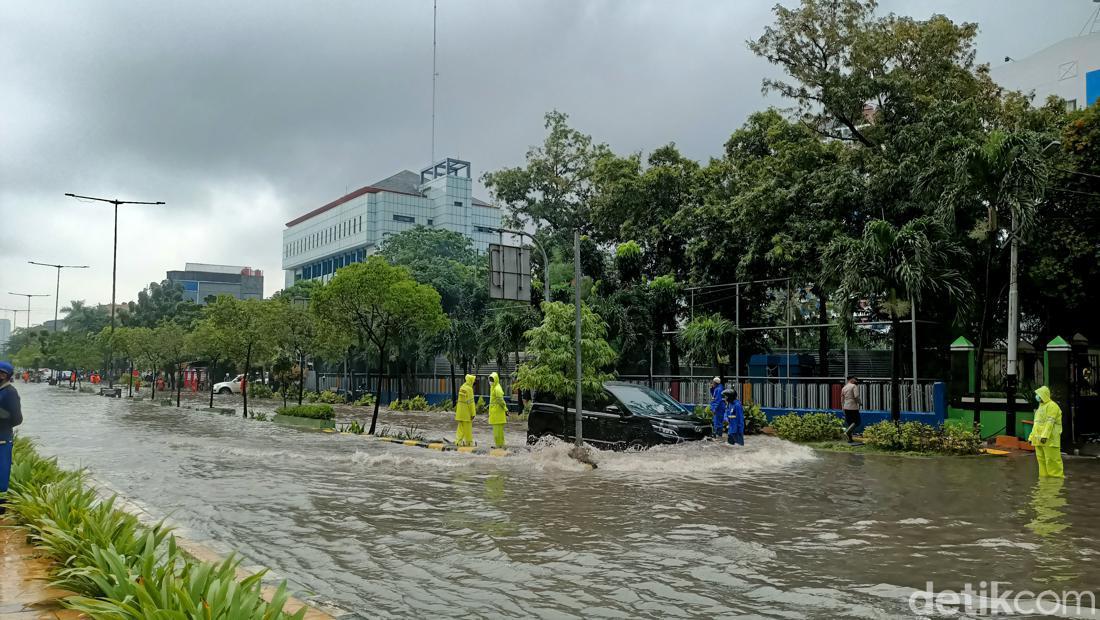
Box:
[312,256,448,434]
[202,296,279,417]
[680,314,738,385]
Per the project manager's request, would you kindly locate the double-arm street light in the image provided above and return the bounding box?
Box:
[28,261,90,332]
[65,193,165,388]
[8,293,50,330]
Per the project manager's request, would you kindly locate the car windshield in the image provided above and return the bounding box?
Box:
[604,384,689,417]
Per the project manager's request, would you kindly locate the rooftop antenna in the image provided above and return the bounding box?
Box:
[1081,0,1100,37]
[431,0,438,164]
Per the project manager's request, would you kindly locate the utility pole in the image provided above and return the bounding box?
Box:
[28,261,90,332]
[431,0,438,164]
[573,228,584,452]
[1005,209,1021,439]
[9,293,49,330]
[65,193,164,388]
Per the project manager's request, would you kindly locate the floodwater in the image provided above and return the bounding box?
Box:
[14,384,1100,618]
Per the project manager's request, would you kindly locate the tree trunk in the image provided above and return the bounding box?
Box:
[209,357,218,409]
[972,236,996,432]
[368,341,388,435]
[298,351,305,406]
[242,343,253,418]
[716,354,726,386]
[816,286,830,378]
[176,363,182,407]
[128,361,134,398]
[890,313,902,424]
[150,367,156,401]
[315,360,321,394]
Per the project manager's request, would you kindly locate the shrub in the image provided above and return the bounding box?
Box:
[744,402,768,435]
[250,412,270,422]
[388,395,430,411]
[338,419,366,434]
[692,404,711,422]
[353,393,376,407]
[771,412,845,442]
[275,404,335,420]
[247,382,275,399]
[314,389,343,404]
[861,420,983,455]
[428,398,454,412]
[377,424,426,442]
[475,396,488,416]
[78,385,95,394]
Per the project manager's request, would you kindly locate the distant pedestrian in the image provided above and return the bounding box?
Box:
[841,376,862,443]
[1029,386,1064,478]
[709,377,726,438]
[455,375,476,446]
[723,388,744,447]
[488,372,507,449]
[0,361,24,514]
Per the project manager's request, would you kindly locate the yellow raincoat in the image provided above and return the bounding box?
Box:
[455,374,476,446]
[1028,386,1064,478]
[489,372,507,449]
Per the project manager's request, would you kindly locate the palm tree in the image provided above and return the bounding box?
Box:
[947,129,1050,422]
[824,217,972,423]
[679,313,738,385]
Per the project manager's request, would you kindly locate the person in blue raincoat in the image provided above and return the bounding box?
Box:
[723,388,744,446]
[0,361,24,514]
[709,377,726,438]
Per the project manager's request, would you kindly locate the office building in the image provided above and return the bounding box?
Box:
[166,263,264,305]
[281,158,502,286]
[990,32,1100,110]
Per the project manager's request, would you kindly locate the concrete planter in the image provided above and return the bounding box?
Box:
[273,414,335,430]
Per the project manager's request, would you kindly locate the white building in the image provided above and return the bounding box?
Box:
[0,318,10,355]
[990,32,1100,110]
[281,158,502,286]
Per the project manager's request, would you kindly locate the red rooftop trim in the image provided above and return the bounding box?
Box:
[285,186,424,227]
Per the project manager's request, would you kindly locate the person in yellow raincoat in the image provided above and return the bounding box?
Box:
[488,372,507,449]
[455,374,476,446]
[1028,385,1064,478]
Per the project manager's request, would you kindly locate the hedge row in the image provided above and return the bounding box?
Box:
[5,438,306,618]
[274,404,335,420]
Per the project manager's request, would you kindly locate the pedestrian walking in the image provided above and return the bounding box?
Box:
[841,376,862,443]
[723,388,744,447]
[0,361,24,514]
[455,374,476,446]
[488,372,507,449]
[709,377,727,438]
[1028,386,1064,478]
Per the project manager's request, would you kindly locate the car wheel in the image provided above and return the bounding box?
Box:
[526,434,539,446]
[626,440,647,452]
[218,387,232,395]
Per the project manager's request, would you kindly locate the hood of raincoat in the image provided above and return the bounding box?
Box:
[464,374,476,387]
[1035,385,1052,403]
[489,371,499,385]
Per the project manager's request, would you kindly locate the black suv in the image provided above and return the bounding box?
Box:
[526,382,711,450]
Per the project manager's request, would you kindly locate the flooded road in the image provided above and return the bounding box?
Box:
[15,384,1100,618]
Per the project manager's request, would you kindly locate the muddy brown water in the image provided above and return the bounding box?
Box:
[14,384,1100,618]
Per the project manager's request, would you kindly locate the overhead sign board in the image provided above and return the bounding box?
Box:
[488,243,531,301]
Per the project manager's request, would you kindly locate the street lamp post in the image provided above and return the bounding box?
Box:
[8,293,49,330]
[28,261,90,332]
[65,193,164,388]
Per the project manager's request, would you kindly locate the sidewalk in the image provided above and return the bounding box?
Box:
[0,519,82,620]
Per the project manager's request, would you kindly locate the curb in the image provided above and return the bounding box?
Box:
[369,435,510,457]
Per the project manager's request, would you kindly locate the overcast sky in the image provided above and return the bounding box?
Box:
[0,0,1090,328]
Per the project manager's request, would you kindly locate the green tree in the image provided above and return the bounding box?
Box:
[186,320,230,408]
[680,314,738,385]
[483,110,610,243]
[480,303,540,408]
[155,321,189,407]
[202,296,279,417]
[312,256,449,434]
[127,281,202,328]
[128,327,162,401]
[824,218,972,422]
[60,300,110,335]
[515,302,616,416]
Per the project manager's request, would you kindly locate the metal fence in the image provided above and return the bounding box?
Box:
[618,375,937,413]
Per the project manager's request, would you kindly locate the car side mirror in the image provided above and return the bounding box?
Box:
[605,405,626,416]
